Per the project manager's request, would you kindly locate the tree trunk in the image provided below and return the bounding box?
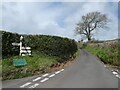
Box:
[88,37,91,41]
[87,36,91,42]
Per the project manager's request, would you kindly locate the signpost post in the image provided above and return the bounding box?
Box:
[20,36,23,56]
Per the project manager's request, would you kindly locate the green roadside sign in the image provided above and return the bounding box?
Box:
[13,58,27,67]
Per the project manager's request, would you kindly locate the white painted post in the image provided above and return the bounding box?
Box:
[20,36,23,56]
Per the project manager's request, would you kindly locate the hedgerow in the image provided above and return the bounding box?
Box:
[23,35,78,62]
[2,31,78,62]
[2,31,20,58]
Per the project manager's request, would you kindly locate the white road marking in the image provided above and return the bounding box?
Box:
[55,71,61,74]
[49,74,55,78]
[112,71,118,75]
[111,71,120,78]
[60,69,64,71]
[28,83,39,88]
[115,74,120,78]
[111,70,114,72]
[40,78,49,82]
[116,69,119,72]
[33,77,41,82]
[20,82,31,88]
[20,69,65,88]
[115,74,119,77]
[42,73,49,77]
[104,65,106,67]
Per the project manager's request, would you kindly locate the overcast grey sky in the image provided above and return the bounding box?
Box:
[1,0,119,41]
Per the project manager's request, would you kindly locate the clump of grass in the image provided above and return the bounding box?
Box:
[75,49,80,57]
[2,52,58,80]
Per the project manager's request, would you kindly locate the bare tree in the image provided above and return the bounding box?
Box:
[75,12,109,41]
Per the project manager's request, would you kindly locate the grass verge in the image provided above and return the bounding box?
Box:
[76,49,80,57]
[2,52,58,80]
[2,50,79,80]
[85,45,119,66]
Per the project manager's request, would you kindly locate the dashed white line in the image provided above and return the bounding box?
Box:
[20,82,31,88]
[33,77,41,82]
[55,71,61,74]
[115,74,119,77]
[60,69,64,71]
[112,70,120,78]
[20,69,65,88]
[116,70,119,72]
[112,71,118,75]
[111,70,114,72]
[40,78,49,83]
[42,73,49,77]
[28,83,39,88]
[49,74,55,78]
[104,65,106,67]
[115,74,120,78]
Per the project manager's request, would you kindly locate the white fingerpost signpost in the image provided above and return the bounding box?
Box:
[20,36,23,56]
[12,36,31,56]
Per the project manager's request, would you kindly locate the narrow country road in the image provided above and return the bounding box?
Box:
[2,49,118,88]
